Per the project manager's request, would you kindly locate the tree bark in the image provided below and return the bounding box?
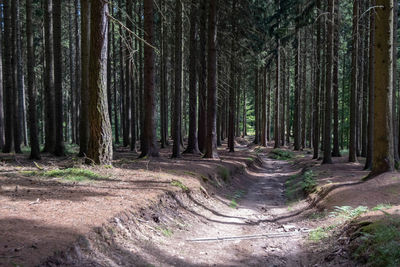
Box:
[332,0,341,157]
[371,0,395,175]
[204,0,219,159]
[365,0,375,170]
[274,39,281,149]
[184,1,200,154]
[322,0,333,164]
[2,0,13,153]
[87,0,113,165]
[140,0,159,158]
[349,0,359,162]
[79,0,90,157]
[172,0,182,158]
[53,0,65,156]
[26,0,41,159]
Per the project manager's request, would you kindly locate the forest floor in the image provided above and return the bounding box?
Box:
[1,139,400,266]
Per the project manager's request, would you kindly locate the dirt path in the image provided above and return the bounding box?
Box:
[141,154,310,266]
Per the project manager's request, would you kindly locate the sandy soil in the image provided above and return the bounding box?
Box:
[1,143,399,266]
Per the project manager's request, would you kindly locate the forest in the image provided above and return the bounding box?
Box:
[1,0,400,266]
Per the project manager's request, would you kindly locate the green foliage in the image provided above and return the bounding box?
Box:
[285,170,317,202]
[330,206,369,220]
[353,217,400,267]
[372,203,392,211]
[230,190,245,209]
[156,227,173,237]
[301,171,317,194]
[268,149,294,160]
[217,166,230,182]
[308,225,336,242]
[21,168,106,182]
[170,180,189,192]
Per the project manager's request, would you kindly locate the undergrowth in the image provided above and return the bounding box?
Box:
[285,170,317,202]
[21,168,106,182]
[353,216,400,267]
[217,166,230,182]
[268,149,294,160]
[170,180,189,192]
[230,190,245,208]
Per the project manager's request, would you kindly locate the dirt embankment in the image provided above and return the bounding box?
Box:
[0,143,259,267]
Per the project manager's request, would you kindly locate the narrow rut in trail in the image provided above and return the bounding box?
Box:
[152,155,309,266]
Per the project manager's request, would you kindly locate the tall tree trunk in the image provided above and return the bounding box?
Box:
[140,0,159,158]
[261,67,267,147]
[294,4,301,151]
[87,0,113,165]
[253,67,260,144]
[365,0,375,170]
[43,0,56,154]
[53,0,65,156]
[204,0,218,159]
[392,0,399,162]
[332,0,341,157]
[172,0,182,158]
[349,0,359,162]
[228,0,236,152]
[322,0,333,164]
[26,0,41,159]
[185,1,200,154]
[74,0,81,145]
[79,0,90,157]
[2,0,13,153]
[198,0,207,153]
[371,0,394,175]
[0,4,4,149]
[275,38,281,149]
[12,0,21,153]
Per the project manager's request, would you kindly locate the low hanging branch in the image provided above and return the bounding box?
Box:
[107,13,160,54]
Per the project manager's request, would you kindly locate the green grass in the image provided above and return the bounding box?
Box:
[170,180,189,192]
[217,166,230,182]
[156,227,173,237]
[308,225,336,242]
[21,168,106,182]
[229,190,245,208]
[268,149,294,160]
[353,216,400,267]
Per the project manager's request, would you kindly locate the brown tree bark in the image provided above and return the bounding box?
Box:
[294,4,301,151]
[198,0,207,153]
[172,0,182,158]
[79,0,90,157]
[43,0,56,154]
[204,0,219,159]
[332,0,341,157]
[26,0,41,160]
[253,67,260,144]
[53,0,65,156]
[261,67,267,147]
[275,39,281,149]
[185,1,200,154]
[87,0,113,165]
[2,0,13,153]
[365,0,375,170]
[322,0,333,164]
[349,0,359,162]
[228,0,236,152]
[140,0,159,158]
[370,0,395,175]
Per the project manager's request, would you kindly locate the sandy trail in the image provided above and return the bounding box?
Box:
[150,155,309,266]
